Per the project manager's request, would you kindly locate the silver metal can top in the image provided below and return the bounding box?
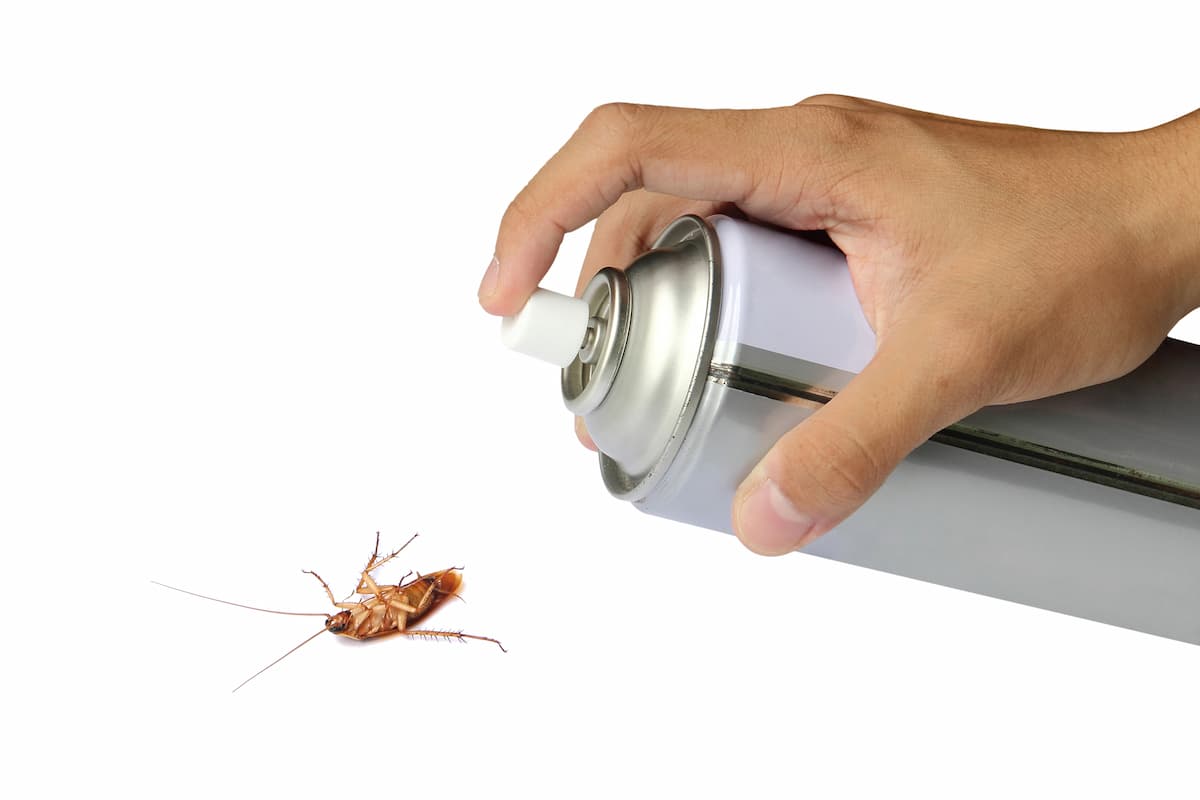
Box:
[562,215,721,502]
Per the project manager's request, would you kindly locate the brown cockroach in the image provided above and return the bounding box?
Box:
[153,532,505,691]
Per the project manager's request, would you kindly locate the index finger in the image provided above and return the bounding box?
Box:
[479,103,847,316]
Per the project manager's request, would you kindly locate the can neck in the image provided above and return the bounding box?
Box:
[569,215,722,502]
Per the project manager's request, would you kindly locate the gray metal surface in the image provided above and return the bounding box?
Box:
[962,337,1200,502]
[637,375,1200,644]
[716,343,1200,509]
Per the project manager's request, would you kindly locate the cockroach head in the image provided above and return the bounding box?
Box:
[325,610,351,634]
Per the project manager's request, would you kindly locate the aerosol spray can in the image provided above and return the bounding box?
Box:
[500,214,1200,644]
[501,214,876,531]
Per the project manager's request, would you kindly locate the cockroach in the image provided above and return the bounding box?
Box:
[152,532,505,692]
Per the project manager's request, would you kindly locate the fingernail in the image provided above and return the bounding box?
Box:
[478,256,500,299]
[736,478,817,555]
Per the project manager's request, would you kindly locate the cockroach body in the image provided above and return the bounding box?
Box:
[321,570,463,638]
[153,533,504,691]
[310,542,485,644]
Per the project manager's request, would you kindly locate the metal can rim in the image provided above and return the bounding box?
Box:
[598,214,722,502]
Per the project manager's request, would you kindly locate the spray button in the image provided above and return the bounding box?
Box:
[500,288,591,368]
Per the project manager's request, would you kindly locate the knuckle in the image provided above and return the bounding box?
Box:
[796,93,861,109]
[793,98,922,158]
[582,102,648,146]
[804,104,875,148]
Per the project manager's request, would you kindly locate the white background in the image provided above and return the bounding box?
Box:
[2,2,1198,797]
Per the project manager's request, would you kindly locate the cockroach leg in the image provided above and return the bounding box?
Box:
[302,569,356,610]
[403,629,507,652]
[356,532,419,594]
[411,578,439,615]
[357,567,386,599]
[364,531,419,575]
[302,573,336,604]
[387,595,419,615]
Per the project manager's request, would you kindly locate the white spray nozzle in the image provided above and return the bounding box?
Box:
[500,288,590,368]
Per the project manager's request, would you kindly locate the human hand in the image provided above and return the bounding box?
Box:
[480,98,1200,555]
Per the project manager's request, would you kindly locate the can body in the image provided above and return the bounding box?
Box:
[572,215,1200,644]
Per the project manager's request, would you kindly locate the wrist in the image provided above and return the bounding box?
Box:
[1131,111,1200,315]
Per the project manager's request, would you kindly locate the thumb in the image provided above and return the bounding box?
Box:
[732,336,978,556]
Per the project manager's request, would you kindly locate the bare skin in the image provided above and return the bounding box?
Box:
[480,97,1200,555]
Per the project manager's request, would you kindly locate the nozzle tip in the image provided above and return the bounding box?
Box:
[500,288,591,368]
